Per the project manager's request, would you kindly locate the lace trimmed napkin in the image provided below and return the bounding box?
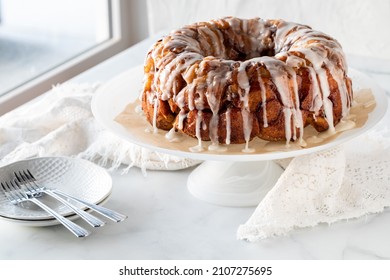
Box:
[0,83,200,173]
[238,114,390,241]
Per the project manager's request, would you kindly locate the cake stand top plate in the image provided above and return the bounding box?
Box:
[92,66,388,162]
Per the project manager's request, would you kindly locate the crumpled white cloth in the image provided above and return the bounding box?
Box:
[0,83,200,173]
[238,116,390,241]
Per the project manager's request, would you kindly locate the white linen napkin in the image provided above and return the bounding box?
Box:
[0,83,200,173]
[237,115,390,241]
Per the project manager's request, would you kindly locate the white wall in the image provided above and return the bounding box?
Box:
[126,0,149,45]
[146,0,390,63]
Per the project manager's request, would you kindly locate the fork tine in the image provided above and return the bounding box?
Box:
[23,169,36,180]
[15,171,29,183]
[10,181,24,198]
[6,181,24,202]
[15,171,45,200]
[15,171,38,189]
[15,169,35,182]
[0,182,11,199]
[22,171,40,189]
[14,171,22,182]
[14,174,35,195]
[1,182,7,192]
[24,170,41,189]
[1,182,13,201]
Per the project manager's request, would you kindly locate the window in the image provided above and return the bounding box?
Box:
[0,0,140,114]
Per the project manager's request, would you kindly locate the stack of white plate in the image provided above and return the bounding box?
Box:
[0,157,112,226]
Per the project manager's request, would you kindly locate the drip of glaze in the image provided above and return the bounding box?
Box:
[317,67,336,134]
[135,105,144,115]
[152,98,159,134]
[256,68,268,127]
[225,108,231,144]
[237,61,254,147]
[242,142,256,153]
[192,110,204,152]
[307,67,323,114]
[165,128,182,143]
[241,107,253,150]
[283,108,292,147]
[260,57,304,145]
[208,143,228,152]
[189,145,204,153]
[176,109,186,130]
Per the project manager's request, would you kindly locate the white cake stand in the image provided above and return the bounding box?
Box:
[92,66,388,207]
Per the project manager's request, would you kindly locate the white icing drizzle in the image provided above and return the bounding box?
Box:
[225,107,231,144]
[135,104,144,115]
[209,113,219,144]
[165,128,181,142]
[242,141,256,153]
[283,107,292,146]
[296,48,338,133]
[159,52,203,99]
[189,145,204,153]
[152,98,159,133]
[307,67,323,114]
[198,26,225,57]
[236,61,255,146]
[193,110,204,151]
[177,109,186,130]
[256,68,268,127]
[208,143,228,152]
[274,21,301,52]
[237,61,251,109]
[318,67,336,133]
[257,56,304,144]
[241,107,253,150]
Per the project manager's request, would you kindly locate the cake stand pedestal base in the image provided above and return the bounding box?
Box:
[187,161,284,207]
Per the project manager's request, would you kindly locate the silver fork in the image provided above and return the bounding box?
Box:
[1,180,90,238]
[19,170,127,222]
[14,171,106,228]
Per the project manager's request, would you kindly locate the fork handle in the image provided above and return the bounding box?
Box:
[30,197,90,238]
[53,189,127,222]
[43,190,105,228]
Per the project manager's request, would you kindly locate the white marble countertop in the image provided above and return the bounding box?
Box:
[1,35,389,260]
